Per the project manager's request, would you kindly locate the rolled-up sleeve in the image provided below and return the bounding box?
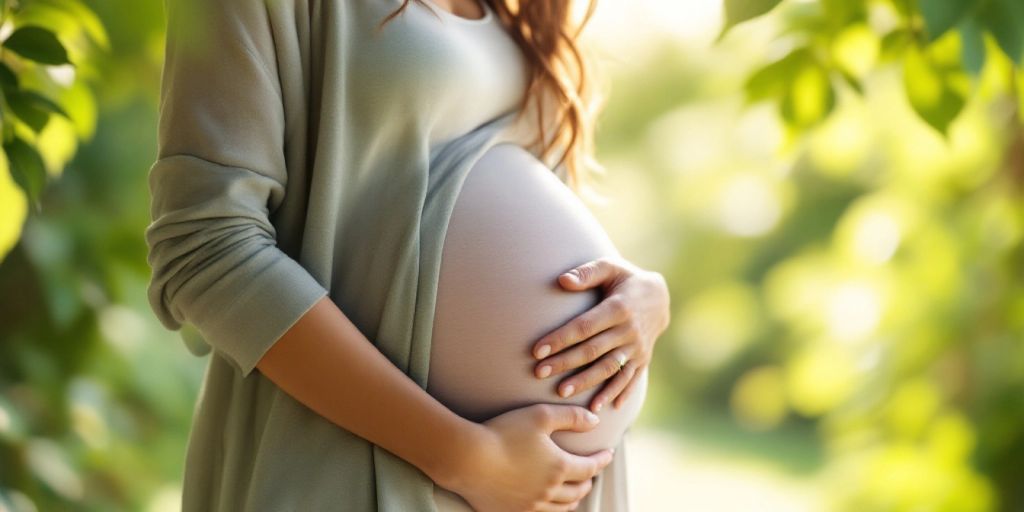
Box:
[145,0,328,378]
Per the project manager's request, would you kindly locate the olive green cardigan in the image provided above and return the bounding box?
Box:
[143,0,568,510]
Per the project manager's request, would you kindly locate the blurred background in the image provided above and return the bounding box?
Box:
[1,0,1022,510]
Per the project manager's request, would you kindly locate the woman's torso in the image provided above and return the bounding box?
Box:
[427,142,649,456]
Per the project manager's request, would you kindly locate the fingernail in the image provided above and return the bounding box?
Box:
[585,411,599,424]
[535,345,550,359]
[561,384,574,398]
[537,365,551,378]
[593,401,603,412]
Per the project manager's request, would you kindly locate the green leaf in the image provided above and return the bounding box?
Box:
[4,89,69,133]
[744,49,808,104]
[19,90,69,119]
[4,135,46,212]
[0,62,18,91]
[778,1,827,36]
[6,90,51,132]
[890,0,914,19]
[920,0,973,42]
[718,0,784,41]
[880,29,914,63]
[958,16,987,76]
[821,0,867,27]
[2,25,71,65]
[902,44,966,136]
[977,0,1024,64]
[780,57,836,129]
[32,0,110,51]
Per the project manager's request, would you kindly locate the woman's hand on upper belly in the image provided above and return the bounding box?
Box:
[530,256,672,413]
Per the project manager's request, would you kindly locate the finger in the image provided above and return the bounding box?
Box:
[536,404,601,434]
[562,449,614,481]
[558,257,621,291]
[557,347,632,399]
[614,364,647,410]
[533,500,579,512]
[589,358,638,413]
[533,295,629,360]
[549,479,594,504]
[535,324,627,379]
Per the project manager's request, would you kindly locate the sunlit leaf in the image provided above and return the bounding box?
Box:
[890,0,915,19]
[880,29,914,63]
[778,0,827,36]
[4,136,46,212]
[832,23,881,79]
[821,0,867,26]
[57,80,97,140]
[902,44,967,135]
[2,25,71,65]
[780,57,836,129]
[920,0,974,42]
[32,0,110,51]
[718,0,784,41]
[36,114,77,178]
[0,150,27,263]
[744,48,808,104]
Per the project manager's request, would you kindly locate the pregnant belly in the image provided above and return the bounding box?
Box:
[426,142,648,456]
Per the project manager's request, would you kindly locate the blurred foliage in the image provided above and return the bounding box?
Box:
[2,0,1024,511]
[711,1,1024,510]
[0,0,107,259]
[723,0,1024,138]
[588,0,1024,510]
[0,0,187,510]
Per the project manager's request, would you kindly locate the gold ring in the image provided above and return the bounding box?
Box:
[614,352,627,372]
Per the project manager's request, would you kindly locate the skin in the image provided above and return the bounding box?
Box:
[256,295,614,511]
[427,0,487,20]
[532,256,672,413]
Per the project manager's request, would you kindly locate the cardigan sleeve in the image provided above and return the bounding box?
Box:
[144,0,329,378]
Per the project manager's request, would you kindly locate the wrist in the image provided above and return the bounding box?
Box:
[422,416,491,490]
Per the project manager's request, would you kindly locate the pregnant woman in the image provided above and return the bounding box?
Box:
[144,0,670,511]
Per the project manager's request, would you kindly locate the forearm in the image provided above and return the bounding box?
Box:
[254,295,482,485]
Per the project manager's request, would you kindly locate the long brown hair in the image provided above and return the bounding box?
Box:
[377,0,607,200]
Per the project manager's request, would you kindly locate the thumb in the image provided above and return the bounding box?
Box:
[540,404,601,434]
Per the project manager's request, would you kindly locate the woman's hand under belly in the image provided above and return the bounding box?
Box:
[426,143,648,456]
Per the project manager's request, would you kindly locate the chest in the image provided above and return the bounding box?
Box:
[346,0,531,146]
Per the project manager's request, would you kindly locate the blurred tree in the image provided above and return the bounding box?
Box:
[704,0,1024,510]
